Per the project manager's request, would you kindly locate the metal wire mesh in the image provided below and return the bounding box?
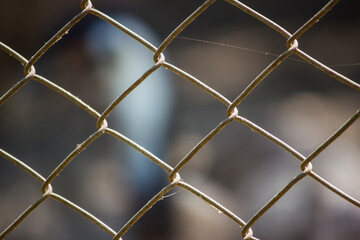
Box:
[1,0,359,239]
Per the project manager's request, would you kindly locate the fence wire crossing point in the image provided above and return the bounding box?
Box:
[1,0,359,239]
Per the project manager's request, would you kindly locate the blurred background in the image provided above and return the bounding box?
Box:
[1,0,360,239]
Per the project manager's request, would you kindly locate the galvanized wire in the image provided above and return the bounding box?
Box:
[0,0,359,239]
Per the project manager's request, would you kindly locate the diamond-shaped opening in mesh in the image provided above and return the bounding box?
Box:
[8,198,114,240]
[252,176,360,239]
[171,187,245,239]
[0,158,44,232]
[0,79,96,173]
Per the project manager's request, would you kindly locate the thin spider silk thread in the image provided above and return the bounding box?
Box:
[176,36,360,68]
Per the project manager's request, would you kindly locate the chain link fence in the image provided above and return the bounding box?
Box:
[1,0,359,239]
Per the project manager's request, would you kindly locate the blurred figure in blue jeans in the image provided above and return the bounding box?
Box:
[86,13,175,240]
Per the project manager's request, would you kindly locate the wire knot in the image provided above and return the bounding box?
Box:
[41,183,53,196]
[80,0,92,10]
[227,107,238,119]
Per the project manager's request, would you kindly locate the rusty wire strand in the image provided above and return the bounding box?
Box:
[242,163,313,236]
[41,127,106,194]
[178,181,247,226]
[169,114,237,181]
[0,148,117,238]
[226,41,298,115]
[96,55,165,129]
[235,114,360,208]
[154,0,217,62]
[0,185,53,239]
[0,149,46,184]
[225,0,360,92]
[114,174,181,240]
[295,49,360,91]
[105,128,174,173]
[0,67,35,106]
[90,8,159,53]
[301,109,360,170]
[163,62,232,106]
[23,2,93,75]
[51,193,118,237]
[286,0,340,47]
